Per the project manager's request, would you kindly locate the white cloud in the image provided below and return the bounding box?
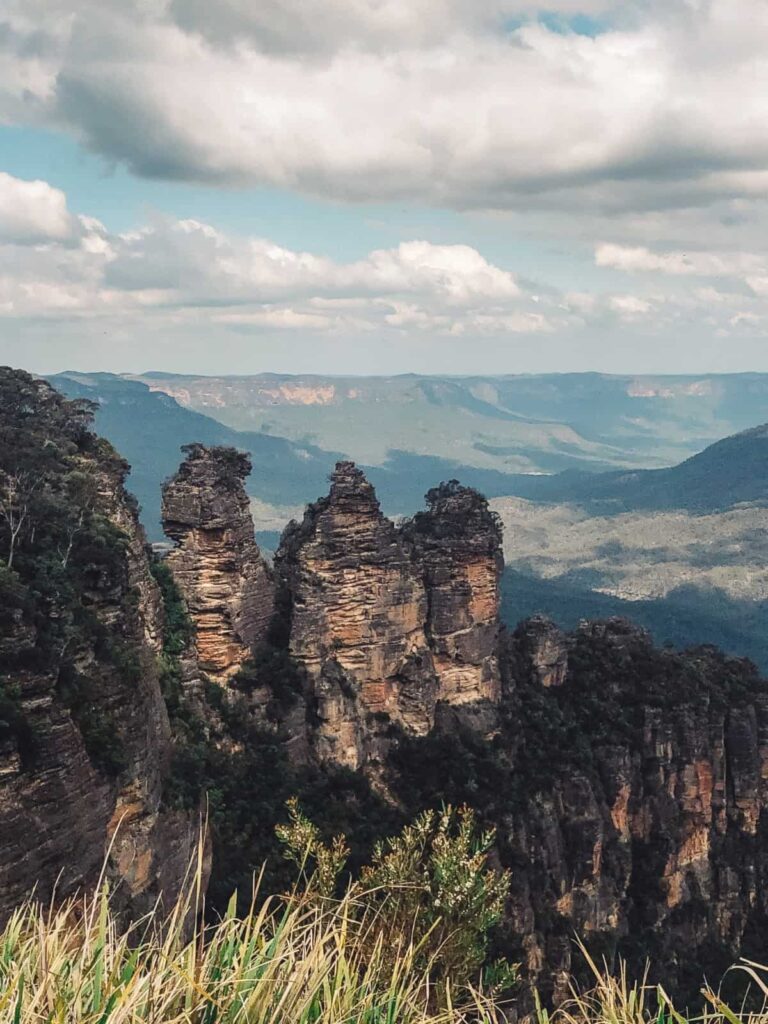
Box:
[4,0,768,221]
[0,185,541,332]
[595,243,766,279]
[103,221,521,308]
[2,173,768,363]
[0,172,82,243]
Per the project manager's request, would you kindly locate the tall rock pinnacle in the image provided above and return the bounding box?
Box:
[275,461,436,768]
[404,480,503,703]
[161,444,274,682]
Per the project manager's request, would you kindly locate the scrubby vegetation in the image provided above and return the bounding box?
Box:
[2,810,768,1024]
[0,808,517,1024]
[0,369,152,774]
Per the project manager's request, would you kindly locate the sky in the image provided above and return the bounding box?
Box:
[0,0,767,376]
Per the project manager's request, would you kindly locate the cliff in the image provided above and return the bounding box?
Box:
[0,369,200,924]
[6,384,768,1009]
[392,615,768,1005]
[273,463,503,769]
[162,444,274,683]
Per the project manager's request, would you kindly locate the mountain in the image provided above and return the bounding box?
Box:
[47,372,616,541]
[4,374,768,1009]
[520,421,768,512]
[133,370,768,472]
[49,372,341,540]
[490,424,768,670]
[47,373,768,671]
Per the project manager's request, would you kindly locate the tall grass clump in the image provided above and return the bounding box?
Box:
[0,808,513,1024]
[537,941,768,1024]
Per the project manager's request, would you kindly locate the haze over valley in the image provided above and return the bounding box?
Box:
[50,369,768,670]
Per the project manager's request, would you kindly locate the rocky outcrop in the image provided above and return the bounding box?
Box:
[512,614,568,689]
[477,619,768,1005]
[275,462,437,768]
[0,370,201,924]
[405,481,503,704]
[271,464,506,770]
[162,445,274,683]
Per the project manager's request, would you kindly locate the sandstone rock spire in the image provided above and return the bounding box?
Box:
[404,480,503,703]
[161,444,274,682]
[275,461,436,768]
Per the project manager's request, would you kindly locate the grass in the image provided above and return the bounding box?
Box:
[3,840,768,1024]
[539,942,768,1024]
[0,841,506,1024]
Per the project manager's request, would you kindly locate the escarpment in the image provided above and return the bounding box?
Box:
[162,444,274,682]
[0,369,201,926]
[6,378,768,1009]
[394,616,768,1006]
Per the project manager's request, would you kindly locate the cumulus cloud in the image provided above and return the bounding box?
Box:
[0,172,82,243]
[3,0,768,221]
[595,243,768,278]
[0,186,548,332]
[2,173,768,374]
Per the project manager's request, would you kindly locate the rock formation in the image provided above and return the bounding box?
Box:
[274,464,504,769]
[408,617,768,1007]
[404,480,503,703]
[6,376,768,1010]
[162,445,274,682]
[275,462,436,767]
[0,370,202,925]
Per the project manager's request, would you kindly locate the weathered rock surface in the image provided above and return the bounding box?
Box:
[162,445,274,682]
[270,464,506,769]
[275,462,437,768]
[404,481,503,704]
[0,372,201,923]
[494,619,768,1005]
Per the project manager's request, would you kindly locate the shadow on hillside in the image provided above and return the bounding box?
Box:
[502,569,768,673]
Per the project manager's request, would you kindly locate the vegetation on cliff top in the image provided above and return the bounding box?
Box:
[0,368,147,775]
[0,806,517,1024]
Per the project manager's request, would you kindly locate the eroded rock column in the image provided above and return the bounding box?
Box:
[275,462,436,768]
[404,481,504,704]
[162,444,274,682]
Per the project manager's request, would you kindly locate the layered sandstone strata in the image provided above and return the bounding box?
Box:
[275,462,437,767]
[162,445,274,682]
[404,481,504,703]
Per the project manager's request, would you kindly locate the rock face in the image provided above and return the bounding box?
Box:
[404,481,503,704]
[162,445,274,682]
[0,371,201,925]
[274,464,503,769]
[491,619,768,1005]
[275,462,437,767]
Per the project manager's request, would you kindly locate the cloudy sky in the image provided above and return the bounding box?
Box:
[0,0,766,375]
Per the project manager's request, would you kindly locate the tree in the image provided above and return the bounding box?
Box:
[0,468,41,569]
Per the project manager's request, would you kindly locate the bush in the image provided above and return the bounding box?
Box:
[277,800,517,1000]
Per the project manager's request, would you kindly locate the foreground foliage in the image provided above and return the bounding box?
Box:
[3,855,768,1024]
[0,848,508,1024]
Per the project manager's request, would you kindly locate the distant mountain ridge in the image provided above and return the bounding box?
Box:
[50,371,768,543]
[517,421,768,512]
[133,369,768,473]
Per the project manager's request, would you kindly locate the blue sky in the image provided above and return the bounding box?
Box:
[0,0,767,376]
